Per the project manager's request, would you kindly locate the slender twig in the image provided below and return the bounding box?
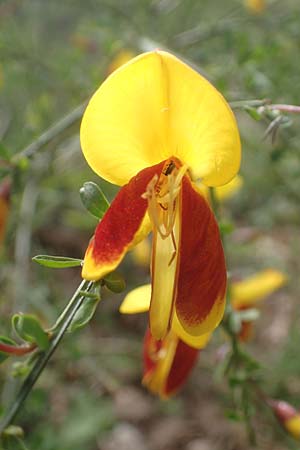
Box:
[12,102,87,163]
[229,99,270,109]
[264,104,300,114]
[0,279,93,434]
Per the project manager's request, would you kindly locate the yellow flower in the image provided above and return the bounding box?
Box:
[244,0,266,14]
[231,269,287,341]
[197,174,243,203]
[231,269,287,310]
[107,50,136,75]
[80,51,241,341]
[131,238,151,268]
[270,399,300,440]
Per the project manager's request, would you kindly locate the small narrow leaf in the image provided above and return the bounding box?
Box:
[0,336,18,364]
[12,314,49,350]
[80,181,110,219]
[68,296,100,332]
[33,255,82,268]
[103,272,126,293]
[243,105,262,121]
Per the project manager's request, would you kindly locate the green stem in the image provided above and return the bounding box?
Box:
[209,187,220,221]
[0,280,93,434]
[229,99,270,109]
[48,279,87,332]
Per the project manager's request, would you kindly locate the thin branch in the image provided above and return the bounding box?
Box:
[0,279,93,434]
[12,102,87,163]
[265,104,300,114]
[229,99,271,109]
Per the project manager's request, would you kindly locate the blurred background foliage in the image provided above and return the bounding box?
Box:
[1,0,300,449]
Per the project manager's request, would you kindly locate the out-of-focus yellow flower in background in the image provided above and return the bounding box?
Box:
[131,238,151,268]
[270,399,300,440]
[244,0,266,14]
[107,49,136,75]
[231,269,287,341]
[197,175,243,203]
[231,269,287,310]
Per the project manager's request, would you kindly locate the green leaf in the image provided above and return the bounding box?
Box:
[0,336,18,364]
[32,255,82,268]
[103,272,126,293]
[80,181,110,219]
[68,295,100,332]
[12,314,49,350]
[243,105,262,121]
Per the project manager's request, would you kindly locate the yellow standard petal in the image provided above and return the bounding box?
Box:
[231,269,287,309]
[81,51,241,186]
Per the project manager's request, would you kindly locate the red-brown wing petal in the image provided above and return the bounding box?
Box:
[165,339,199,396]
[142,328,199,398]
[175,176,226,335]
[82,161,164,280]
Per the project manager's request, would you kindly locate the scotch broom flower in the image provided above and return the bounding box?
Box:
[81,50,241,340]
[231,269,287,341]
[269,399,300,440]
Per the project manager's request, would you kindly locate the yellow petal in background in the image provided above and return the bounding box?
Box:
[130,238,151,268]
[244,0,266,15]
[119,284,151,314]
[107,49,136,75]
[196,175,243,203]
[231,269,287,309]
[285,415,300,440]
[214,175,243,201]
[81,51,241,186]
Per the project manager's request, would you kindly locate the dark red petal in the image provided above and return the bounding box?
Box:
[175,176,227,334]
[82,161,164,280]
[165,339,199,396]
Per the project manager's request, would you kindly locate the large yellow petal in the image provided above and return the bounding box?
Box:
[81,51,241,186]
[231,269,287,309]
